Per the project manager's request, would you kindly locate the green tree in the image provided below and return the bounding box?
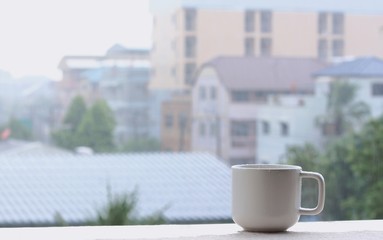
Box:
[76,99,116,152]
[286,117,383,220]
[1,118,33,140]
[64,95,87,132]
[52,96,87,149]
[121,138,161,152]
[320,138,359,220]
[286,144,324,217]
[344,117,383,219]
[317,80,370,140]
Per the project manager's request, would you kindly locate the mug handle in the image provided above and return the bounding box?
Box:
[298,171,325,215]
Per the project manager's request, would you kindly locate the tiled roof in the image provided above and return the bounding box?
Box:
[313,57,383,78]
[0,153,231,226]
[202,57,326,92]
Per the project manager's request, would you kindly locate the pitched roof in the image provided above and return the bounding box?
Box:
[0,152,231,226]
[313,57,383,78]
[202,57,326,92]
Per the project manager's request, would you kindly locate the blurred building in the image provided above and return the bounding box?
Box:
[57,45,162,144]
[150,0,383,91]
[161,93,191,151]
[192,56,326,165]
[314,57,383,119]
[193,56,383,165]
[0,73,57,143]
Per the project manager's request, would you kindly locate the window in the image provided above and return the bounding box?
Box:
[372,83,383,96]
[210,86,217,100]
[244,37,255,56]
[318,12,327,34]
[254,92,268,103]
[184,63,196,85]
[262,121,270,135]
[231,121,252,137]
[185,36,196,58]
[318,39,328,60]
[260,38,272,56]
[199,122,206,137]
[184,8,197,31]
[260,10,272,33]
[165,114,173,128]
[332,12,344,35]
[245,10,255,32]
[178,113,188,129]
[280,122,289,136]
[332,39,344,57]
[231,91,250,102]
[199,86,206,100]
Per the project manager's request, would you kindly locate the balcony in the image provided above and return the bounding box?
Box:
[230,136,256,157]
[2,220,382,240]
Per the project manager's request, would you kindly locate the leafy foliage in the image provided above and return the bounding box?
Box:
[286,117,383,220]
[316,80,370,140]
[63,95,87,132]
[89,189,167,225]
[2,118,34,140]
[75,100,116,152]
[54,189,167,226]
[52,96,116,152]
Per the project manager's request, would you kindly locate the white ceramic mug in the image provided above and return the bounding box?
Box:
[232,164,325,232]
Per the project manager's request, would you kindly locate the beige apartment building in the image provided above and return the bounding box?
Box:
[150,0,383,91]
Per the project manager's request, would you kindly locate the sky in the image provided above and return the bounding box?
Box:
[0,0,152,80]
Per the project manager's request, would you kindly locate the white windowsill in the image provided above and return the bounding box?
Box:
[1,220,382,240]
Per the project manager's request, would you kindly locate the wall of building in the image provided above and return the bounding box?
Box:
[151,2,383,91]
[255,94,326,164]
[192,67,230,161]
[161,94,192,151]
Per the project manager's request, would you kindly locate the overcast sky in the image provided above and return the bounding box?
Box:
[0,0,152,79]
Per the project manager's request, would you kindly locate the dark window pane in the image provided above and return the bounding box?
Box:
[332,39,344,57]
[184,62,196,84]
[318,39,328,60]
[245,10,255,32]
[262,121,270,134]
[318,12,327,34]
[244,37,255,56]
[260,38,272,56]
[332,12,344,34]
[185,36,196,58]
[232,91,250,102]
[184,8,197,31]
[372,83,383,96]
[280,122,289,136]
[261,10,272,33]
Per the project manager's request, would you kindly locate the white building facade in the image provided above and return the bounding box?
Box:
[192,57,326,165]
[193,56,383,165]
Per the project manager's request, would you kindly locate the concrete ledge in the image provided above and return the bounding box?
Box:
[0,220,382,240]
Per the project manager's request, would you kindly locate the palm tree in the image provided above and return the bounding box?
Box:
[317,80,370,140]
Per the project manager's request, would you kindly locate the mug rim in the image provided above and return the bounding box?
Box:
[232,164,302,171]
